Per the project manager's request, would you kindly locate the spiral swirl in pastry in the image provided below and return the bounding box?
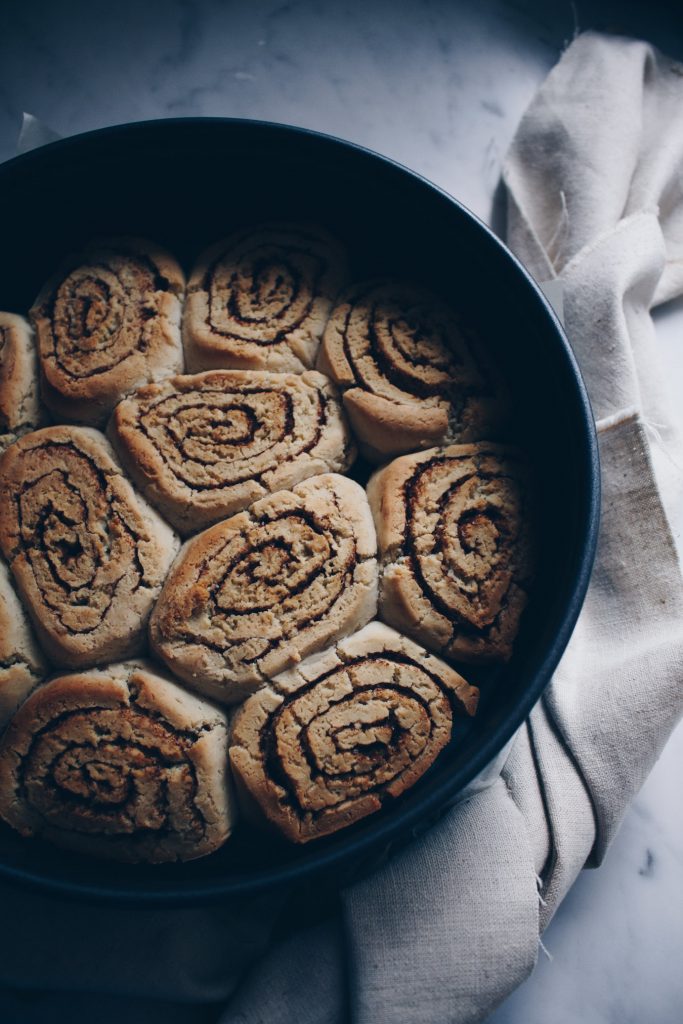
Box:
[150,474,378,703]
[110,369,354,535]
[318,280,506,461]
[0,661,233,862]
[0,312,43,451]
[183,224,347,373]
[368,443,535,662]
[0,426,179,668]
[31,238,185,425]
[229,622,478,842]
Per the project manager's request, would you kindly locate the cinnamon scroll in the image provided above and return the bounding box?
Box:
[0,426,179,668]
[183,224,347,373]
[151,474,378,703]
[0,312,44,451]
[229,622,479,842]
[368,443,535,662]
[318,280,506,461]
[0,661,233,862]
[31,238,185,425]
[0,220,538,859]
[110,369,354,535]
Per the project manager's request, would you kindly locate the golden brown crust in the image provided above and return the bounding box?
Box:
[0,557,46,729]
[0,312,45,450]
[0,426,179,668]
[31,238,185,426]
[0,661,233,863]
[183,224,347,373]
[368,443,535,662]
[150,473,378,703]
[229,621,478,843]
[318,279,507,462]
[109,369,355,535]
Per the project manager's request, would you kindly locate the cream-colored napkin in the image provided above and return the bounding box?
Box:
[1,31,682,1024]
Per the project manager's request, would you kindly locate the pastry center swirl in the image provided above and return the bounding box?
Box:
[16,443,147,633]
[208,244,322,344]
[21,707,203,837]
[53,748,133,805]
[216,521,330,614]
[342,290,482,402]
[179,510,351,651]
[137,385,324,490]
[172,403,258,447]
[48,257,159,380]
[381,309,457,379]
[266,656,450,813]
[408,458,524,628]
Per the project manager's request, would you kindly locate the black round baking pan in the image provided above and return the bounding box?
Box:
[0,118,600,904]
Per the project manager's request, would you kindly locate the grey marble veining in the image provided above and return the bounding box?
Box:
[0,2,682,1021]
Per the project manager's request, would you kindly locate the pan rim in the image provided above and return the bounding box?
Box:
[0,116,600,905]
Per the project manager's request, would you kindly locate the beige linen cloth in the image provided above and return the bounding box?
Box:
[0,31,682,1024]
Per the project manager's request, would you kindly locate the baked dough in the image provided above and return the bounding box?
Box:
[0,661,233,862]
[0,426,179,668]
[150,473,378,703]
[318,280,507,461]
[31,237,184,425]
[229,621,479,842]
[109,369,355,535]
[368,443,535,662]
[183,224,347,373]
[0,312,44,450]
[0,557,46,729]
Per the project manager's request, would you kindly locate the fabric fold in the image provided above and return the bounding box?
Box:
[544,414,683,863]
[344,780,540,1024]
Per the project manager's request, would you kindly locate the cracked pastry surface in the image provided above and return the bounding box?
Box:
[183,223,347,373]
[368,442,535,663]
[150,473,378,704]
[31,237,185,425]
[0,661,233,862]
[229,621,479,842]
[0,426,179,669]
[318,279,507,462]
[0,312,44,451]
[0,557,46,729]
[110,369,355,535]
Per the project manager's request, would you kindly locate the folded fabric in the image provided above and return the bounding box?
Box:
[1,30,682,1024]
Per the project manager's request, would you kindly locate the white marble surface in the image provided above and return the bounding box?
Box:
[0,2,682,1021]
